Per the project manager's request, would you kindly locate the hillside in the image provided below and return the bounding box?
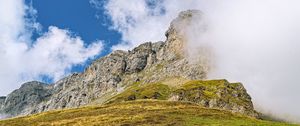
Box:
[104,79,258,117]
[0,100,296,126]
[2,79,297,125]
[0,9,297,125]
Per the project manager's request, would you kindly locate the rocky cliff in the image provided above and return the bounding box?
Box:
[0,10,258,118]
[0,97,5,109]
[0,81,52,117]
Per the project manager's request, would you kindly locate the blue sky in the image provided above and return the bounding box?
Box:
[28,0,120,46]
[27,0,121,73]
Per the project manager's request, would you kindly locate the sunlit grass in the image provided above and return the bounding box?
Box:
[0,100,297,126]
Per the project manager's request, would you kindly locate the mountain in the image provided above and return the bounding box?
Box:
[0,10,296,125]
[0,81,52,117]
[0,97,5,111]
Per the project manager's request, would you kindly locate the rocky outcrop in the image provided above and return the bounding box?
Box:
[105,79,258,117]
[0,97,5,108]
[0,10,257,118]
[169,79,258,117]
[0,81,52,117]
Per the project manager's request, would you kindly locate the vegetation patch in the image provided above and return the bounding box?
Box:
[105,79,253,113]
[106,83,171,104]
[173,79,251,107]
[0,100,296,126]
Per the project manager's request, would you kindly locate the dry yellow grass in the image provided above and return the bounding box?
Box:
[0,100,297,126]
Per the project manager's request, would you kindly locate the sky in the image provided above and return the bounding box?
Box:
[1,0,300,123]
[28,0,121,72]
[0,0,114,96]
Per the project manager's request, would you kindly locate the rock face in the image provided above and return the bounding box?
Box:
[0,81,52,117]
[169,80,258,117]
[0,97,5,108]
[0,10,257,118]
[105,79,258,117]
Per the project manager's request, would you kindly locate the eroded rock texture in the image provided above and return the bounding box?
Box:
[0,10,257,118]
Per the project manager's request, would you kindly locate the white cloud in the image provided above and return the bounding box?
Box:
[103,0,173,50]
[24,26,103,81]
[101,0,209,50]
[94,0,300,123]
[0,0,103,96]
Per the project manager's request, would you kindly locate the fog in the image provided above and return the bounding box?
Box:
[180,1,300,123]
[101,0,300,123]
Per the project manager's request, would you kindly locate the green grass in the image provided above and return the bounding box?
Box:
[0,100,297,126]
[106,79,236,104]
[175,79,251,107]
[106,83,171,104]
[1,79,296,125]
[105,79,253,114]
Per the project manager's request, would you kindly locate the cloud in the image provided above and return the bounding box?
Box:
[101,0,173,50]
[94,0,300,123]
[23,26,103,81]
[99,0,212,51]
[0,0,103,96]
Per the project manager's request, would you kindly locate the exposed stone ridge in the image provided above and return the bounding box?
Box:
[105,79,258,117]
[0,10,256,118]
[165,10,205,57]
[170,79,258,117]
[0,81,52,117]
[0,97,5,109]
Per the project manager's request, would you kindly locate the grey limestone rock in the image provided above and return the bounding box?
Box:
[0,81,52,117]
[0,96,5,109]
[0,10,257,119]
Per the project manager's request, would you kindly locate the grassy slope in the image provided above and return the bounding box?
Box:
[105,79,250,107]
[0,100,297,126]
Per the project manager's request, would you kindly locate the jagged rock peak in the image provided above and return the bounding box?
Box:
[166,10,204,40]
[20,81,51,89]
[0,81,53,117]
[165,10,206,58]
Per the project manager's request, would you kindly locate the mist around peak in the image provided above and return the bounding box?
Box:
[171,6,300,123]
